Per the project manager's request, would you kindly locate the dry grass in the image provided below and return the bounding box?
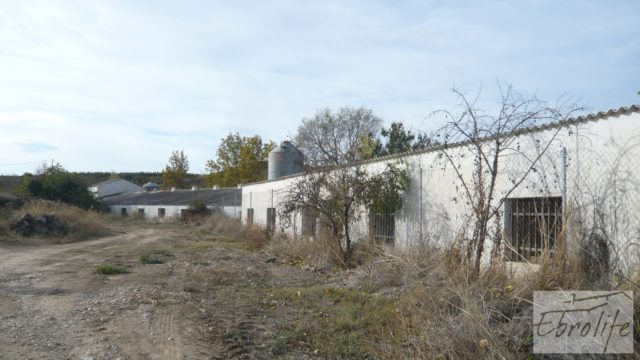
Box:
[199,213,270,251]
[194,214,640,358]
[1,199,112,243]
[342,235,640,359]
[266,232,347,270]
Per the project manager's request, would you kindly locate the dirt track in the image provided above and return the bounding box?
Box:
[0,224,323,360]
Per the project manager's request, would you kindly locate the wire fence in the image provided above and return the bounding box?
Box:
[242,130,640,273]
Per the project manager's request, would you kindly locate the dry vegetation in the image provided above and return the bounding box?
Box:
[192,213,640,359]
[0,199,112,243]
[3,209,638,358]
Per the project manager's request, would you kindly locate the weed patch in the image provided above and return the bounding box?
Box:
[265,285,403,358]
[140,249,172,264]
[95,263,129,275]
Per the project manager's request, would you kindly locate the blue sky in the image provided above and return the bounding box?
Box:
[1,0,638,174]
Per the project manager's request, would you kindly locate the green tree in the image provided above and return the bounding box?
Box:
[380,122,415,155]
[377,122,436,156]
[16,163,98,209]
[281,107,410,264]
[162,150,190,189]
[205,133,275,187]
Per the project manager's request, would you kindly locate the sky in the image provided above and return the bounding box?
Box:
[0,0,638,175]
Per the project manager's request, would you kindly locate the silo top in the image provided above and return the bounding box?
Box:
[271,141,298,153]
[142,182,160,191]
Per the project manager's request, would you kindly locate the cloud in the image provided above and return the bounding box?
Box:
[0,0,638,174]
[16,142,59,153]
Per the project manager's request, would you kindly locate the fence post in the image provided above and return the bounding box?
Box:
[419,164,423,243]
[561,146,567,221]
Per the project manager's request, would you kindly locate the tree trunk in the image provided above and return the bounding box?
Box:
[474,212,489,274]
[343,209,352,264]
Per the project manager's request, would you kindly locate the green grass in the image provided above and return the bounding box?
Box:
[95,263,129,275]
[140,249,173,264]
[264,285,403,358]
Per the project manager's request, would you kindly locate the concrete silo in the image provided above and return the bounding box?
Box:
[268,141,304,180]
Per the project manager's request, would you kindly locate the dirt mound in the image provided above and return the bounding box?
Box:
[10,213,69,237]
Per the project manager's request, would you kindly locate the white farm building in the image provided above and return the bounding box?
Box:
[103,187,241,220]
[241,105,640,272]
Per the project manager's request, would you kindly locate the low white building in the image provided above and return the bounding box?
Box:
[89,178,143,198]
[241,105,640,272]
[103,187,241,220]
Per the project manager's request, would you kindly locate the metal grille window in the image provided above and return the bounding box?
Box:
[138,208,145,216]
[121,208,127,217]
[506,197,562,263]
[246,208,254,227]
[158,208,166,218]
[369,213,395,245]
[266,208,276,233]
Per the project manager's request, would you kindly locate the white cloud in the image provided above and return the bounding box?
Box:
[0,0,638,174]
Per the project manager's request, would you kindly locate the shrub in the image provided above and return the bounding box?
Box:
[140,252,163,264]
[140,249,172,264]
[95,263,128,275]
[16,165,99,209]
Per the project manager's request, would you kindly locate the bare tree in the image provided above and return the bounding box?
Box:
[282,107,409,264]
[295,107,382,166]
[434,83,584,274]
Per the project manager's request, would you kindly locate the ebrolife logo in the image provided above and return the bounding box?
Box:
[533,291,633,353]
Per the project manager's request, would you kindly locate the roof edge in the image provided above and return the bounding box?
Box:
[241,104,639,187]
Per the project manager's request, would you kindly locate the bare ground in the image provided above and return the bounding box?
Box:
[0,223,338,360]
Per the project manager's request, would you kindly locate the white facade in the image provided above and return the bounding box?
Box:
[89,178,142,198]
[241,106,640,271]
[104,188,242,221]
[108,204,240,220]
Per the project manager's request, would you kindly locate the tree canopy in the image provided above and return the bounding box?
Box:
[295,107,383,166]
[16,163,98,209]
[205,133,275,187]
[162,150,190,189]
[376,122,437,156]
[282,107,412,264]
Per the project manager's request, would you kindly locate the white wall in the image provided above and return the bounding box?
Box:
[241,110,640,270]
[109,204,241,220]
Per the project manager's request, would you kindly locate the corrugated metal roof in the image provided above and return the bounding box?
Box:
[241,104,640,186]
[91,178,141,188]
[102,188,240,206]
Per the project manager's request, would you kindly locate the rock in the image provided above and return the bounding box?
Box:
[10,213,69,237]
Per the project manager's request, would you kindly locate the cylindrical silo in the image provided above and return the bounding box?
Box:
[268,141,304,180]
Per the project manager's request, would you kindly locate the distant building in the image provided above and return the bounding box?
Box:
[88,178,143,198]
[102,187,241,219]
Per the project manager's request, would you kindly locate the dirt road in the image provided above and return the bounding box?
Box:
[0,223,326,360]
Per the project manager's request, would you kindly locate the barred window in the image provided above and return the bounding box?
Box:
[158,208,166,218]
[369,213,395,245]
[121,208,127,217]
[138,208,145,216]
[246,208,254,227]
[266,208,276,233]
[506,197,562,263]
